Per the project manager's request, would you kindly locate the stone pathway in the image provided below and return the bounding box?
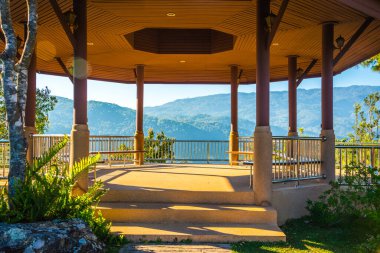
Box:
[120,244,232,253]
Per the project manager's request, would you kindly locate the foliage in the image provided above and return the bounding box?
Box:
[348,92,380,143]
[361,53,380,72]
[0,137,118,244]
[307,164,379,227]
[0,86,57,139]
[35,87,58,134]
[144,128,174,163]
[306,164,380,252]
[110,143,133,162]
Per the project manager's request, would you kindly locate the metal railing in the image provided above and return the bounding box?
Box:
[33,135,135,164]
[0,140,9,179]
[272,136,324,182]
[1,135,328,184]
[89,136,134,163]
[238,136,254,161]
[145,139,229,163]
[33,134,70,163]
[335,143,380,180]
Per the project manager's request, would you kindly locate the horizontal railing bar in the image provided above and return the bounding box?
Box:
[272,136,326,141]
[336,145,380,148]
[272,176,325,183]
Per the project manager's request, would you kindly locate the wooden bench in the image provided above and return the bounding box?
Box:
[89,150,146,178]
[226,151,254,165]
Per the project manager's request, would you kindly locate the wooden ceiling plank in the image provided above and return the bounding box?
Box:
[333,17,374,67]
[48,0,76,48]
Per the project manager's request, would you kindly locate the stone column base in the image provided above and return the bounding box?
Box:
[253,126,273,206]
[24,126,36,166]
[229,131,239,165]
[134,131,144,165]
[70,124,90,195]
[320,129,335,182]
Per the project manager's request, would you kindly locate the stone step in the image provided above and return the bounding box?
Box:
[101,189,255,204]
[110,222,286,243]
[97,203,277,224]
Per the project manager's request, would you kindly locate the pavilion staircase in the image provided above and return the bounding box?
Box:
[97,188,286,242]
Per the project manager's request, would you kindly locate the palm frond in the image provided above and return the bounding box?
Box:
[68,154,100,183]
[29,136,69,173]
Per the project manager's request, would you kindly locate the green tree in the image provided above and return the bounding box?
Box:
[361,54,380,72]
[0,86,57,139]
[144,128,174,163]
[349,92,380,143]
[35,87,58,134]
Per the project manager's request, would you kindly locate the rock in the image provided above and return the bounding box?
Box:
[0,218,104,253]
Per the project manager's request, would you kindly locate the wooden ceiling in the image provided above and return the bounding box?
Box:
[2,0,380,85]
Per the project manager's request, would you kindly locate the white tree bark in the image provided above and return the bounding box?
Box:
[0,0,37,197]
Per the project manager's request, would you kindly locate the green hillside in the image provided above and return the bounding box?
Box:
[46,85,380,139]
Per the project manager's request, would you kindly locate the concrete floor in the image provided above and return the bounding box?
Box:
[91,164,252,193]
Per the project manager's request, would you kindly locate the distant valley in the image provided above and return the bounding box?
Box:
[46,85,380,139]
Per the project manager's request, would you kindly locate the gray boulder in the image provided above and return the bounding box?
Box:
[0,219,104,253]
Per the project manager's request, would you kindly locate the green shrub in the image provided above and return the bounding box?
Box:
[307,163,380,252]
[0,136,119,244]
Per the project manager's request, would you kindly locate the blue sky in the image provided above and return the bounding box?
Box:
[36,65,380,109]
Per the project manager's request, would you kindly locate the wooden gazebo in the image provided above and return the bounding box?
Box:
[2,0,380,241]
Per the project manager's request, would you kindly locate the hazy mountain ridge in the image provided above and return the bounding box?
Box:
[47,85,380,139]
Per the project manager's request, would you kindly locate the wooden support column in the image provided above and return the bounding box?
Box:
[70,0,89,193]
[229,65,239,165]
[134,65,145,165]
[321,22,336,182]
[288,56,298,136]
[254,0,273,206]
[24,49,37,165]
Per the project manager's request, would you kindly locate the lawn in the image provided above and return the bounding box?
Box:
[232,217,378,253]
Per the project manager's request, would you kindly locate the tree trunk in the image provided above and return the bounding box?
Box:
[1,0,38,197]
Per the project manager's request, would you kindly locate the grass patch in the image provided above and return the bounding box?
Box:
[232,217,378,253]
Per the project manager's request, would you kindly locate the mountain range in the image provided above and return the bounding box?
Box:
[46,85,380,140]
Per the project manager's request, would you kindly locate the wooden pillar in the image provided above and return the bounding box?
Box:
[253,0,273,206]
[288,55,298,136]
[321,22,336,182]
[70,0,89,193]
[24,49,37,165]
[229,65,239,165]
[321,23,334,131]
[134,65,144,165]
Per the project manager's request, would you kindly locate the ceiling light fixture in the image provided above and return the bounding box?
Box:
[166,12,176,17]
[334,35,345,51]
[179,60,186,63]
[272,42,279,46]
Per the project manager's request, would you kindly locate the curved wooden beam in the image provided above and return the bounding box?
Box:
[297,59,318,87]
[333,17,374,67]
[48,0,76,48]
[268,0,289,47]
[55,57,73,84]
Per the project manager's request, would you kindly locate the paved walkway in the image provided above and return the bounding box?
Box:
[120,244,232,253]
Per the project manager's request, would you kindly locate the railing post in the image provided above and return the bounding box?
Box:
[207,143,210,164]
[296,138,300,186]
[371,147,375,168]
